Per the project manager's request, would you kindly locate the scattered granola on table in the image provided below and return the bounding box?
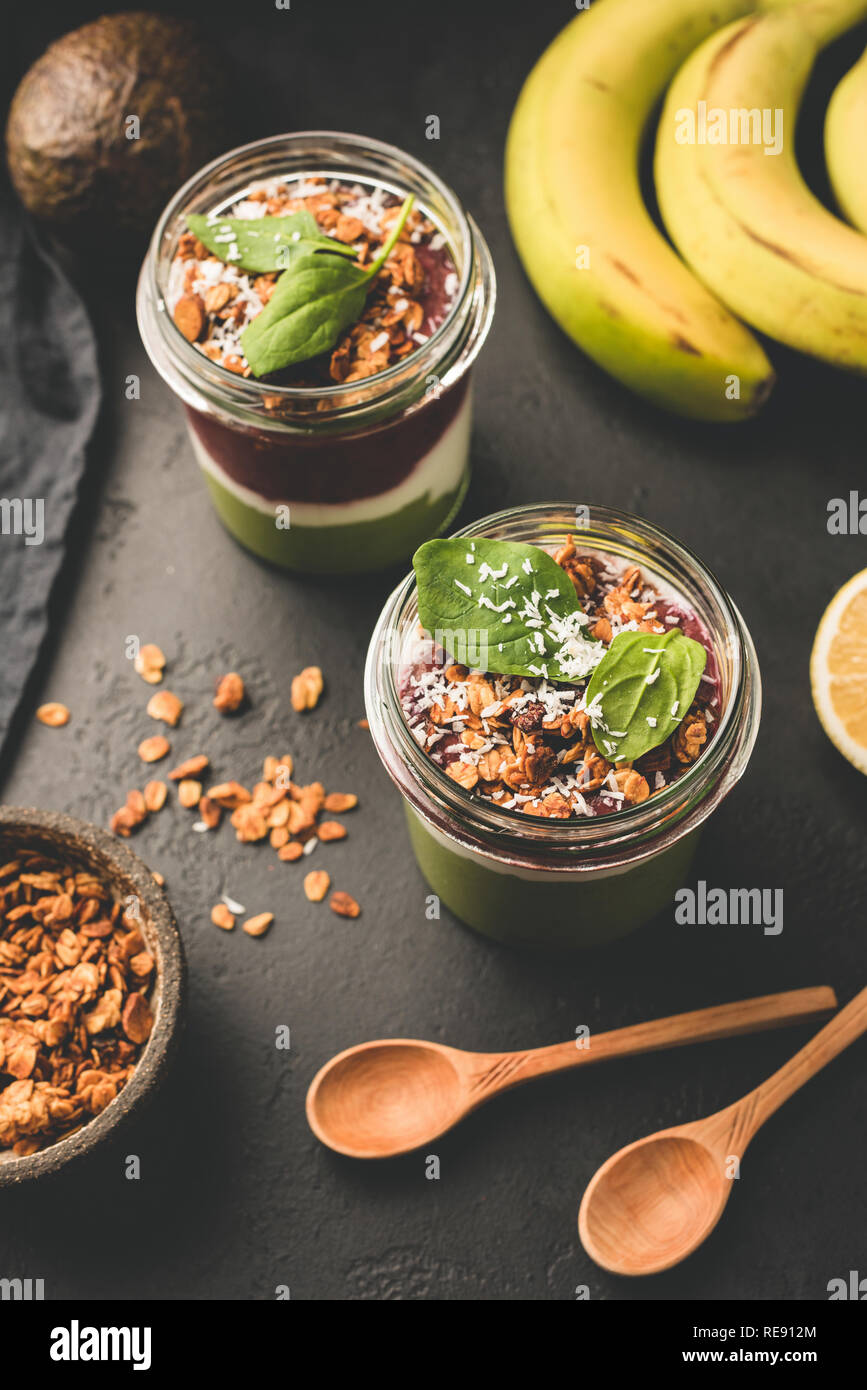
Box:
[36,703,70,728]
[242,912,273,938]
[146,690,183,726]
[133,643,166,685]
[105,649,362,927]
[138,735,170,764]
[403,535,721,819]
[213,672,245,713]
[0,852,154,1156]
[115,748,358,864]
[290,666,324,712]
[169,755,209,781]
[144,781,167,813]
[178,779,202,808]
[304,870,330,903]
[330,891,361,919]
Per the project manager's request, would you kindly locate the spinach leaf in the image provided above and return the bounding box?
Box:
[413,537,604,682]
[240,256,370,375]
[585,629,707,763]
[185,211,357,274]
[240,194,414,378]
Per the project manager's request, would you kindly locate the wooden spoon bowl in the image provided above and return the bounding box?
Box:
[307,1040,466,1158]
[579,1130,729,1275]
[307,988,838,1161]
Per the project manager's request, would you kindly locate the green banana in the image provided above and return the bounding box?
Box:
[654,0,867,372]
[825,44,867,232]
[504,0,775,423]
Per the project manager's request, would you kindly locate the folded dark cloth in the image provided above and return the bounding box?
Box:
[0,180,100,753]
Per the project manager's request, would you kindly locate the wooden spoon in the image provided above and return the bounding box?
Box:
[306,987,836,1159]
[579,984,867,1276]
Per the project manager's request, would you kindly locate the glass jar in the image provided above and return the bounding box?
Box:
[365,502,761,949]
[137,132,495,574]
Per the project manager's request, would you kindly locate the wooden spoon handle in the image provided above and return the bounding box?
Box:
[483,987,838,1090]
[742,984,867,1137]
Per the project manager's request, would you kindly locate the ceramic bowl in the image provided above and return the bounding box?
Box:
[0,806,184,1184]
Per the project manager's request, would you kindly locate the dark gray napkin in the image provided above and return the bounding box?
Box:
[0,181,100,751]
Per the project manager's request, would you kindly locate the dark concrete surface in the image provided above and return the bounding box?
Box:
[2,0,865,1300]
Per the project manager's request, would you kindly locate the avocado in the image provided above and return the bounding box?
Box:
[6,12,235,254]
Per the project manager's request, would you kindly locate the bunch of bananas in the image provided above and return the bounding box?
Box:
[505,0,867,420]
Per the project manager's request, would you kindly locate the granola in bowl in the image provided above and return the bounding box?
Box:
[0,809,183,1178]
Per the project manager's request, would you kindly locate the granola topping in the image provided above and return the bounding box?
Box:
[401,538,721,819]
[168,175,458,393]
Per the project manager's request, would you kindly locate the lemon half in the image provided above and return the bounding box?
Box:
[811,567,867,774]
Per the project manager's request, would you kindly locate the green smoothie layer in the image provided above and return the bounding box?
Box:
[406,805,700,948]
[202,467,469,573]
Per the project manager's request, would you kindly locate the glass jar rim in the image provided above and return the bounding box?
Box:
[365,501,762,870]
[138,129,492,422]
